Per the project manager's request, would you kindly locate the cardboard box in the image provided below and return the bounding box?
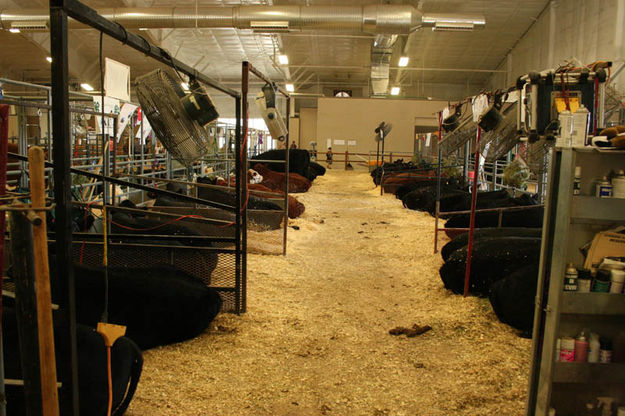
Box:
[583,231,625,269]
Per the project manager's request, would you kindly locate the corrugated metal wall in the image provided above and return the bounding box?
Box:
[489,0,625,92]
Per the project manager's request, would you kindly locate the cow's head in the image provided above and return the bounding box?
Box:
[248,169,263,184]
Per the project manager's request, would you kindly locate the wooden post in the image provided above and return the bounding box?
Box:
[389,152,393,163]
[10,209,44,416]
[29,146,60,416]
[344,150,348,170]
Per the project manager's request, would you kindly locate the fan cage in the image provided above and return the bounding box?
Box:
[135,69,215,168]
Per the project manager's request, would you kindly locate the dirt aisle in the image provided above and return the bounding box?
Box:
[129,168,531,416]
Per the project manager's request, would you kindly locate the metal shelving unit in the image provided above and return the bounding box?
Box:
[527,147,625,416]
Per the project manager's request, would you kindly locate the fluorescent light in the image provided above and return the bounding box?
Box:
[139,28,148,31]
[278,55,289,65]
[8,28,20,33]
[398,56,409,67]
[285,83,294,92]
[390,87,400,96]
[46,56,52,63]
[181,82,190,92]
[80,83,94,92]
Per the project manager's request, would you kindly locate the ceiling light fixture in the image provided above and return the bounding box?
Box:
[8,28,20,33]
[181,82,190,92]
[278,55,289,65]
[398,56,409,67]
[390,87,400,96]
[139,28,148,31]
[46,56,53,63]
[286,83,295,93]
[80,83,94,92]
[422,14,486,32]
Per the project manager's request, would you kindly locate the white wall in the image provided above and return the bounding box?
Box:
[489,0,625,92]
[315,97,445,155]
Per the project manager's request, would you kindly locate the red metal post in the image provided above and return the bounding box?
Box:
[434,111,442,254]
[464,127,481,297]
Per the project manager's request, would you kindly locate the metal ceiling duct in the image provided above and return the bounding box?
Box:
[0,5,423,34]
[370,34,398,97]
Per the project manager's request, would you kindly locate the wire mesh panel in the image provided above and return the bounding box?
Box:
[72,240,242,313]
[524,139,554,176]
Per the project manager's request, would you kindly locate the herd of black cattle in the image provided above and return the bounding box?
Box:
[373,160,544,336]
[4,149,324,415]
[5,154,544,414]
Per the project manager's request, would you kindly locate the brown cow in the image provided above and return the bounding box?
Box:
[252,163,312,193]
[382,170,439,194]
[216,179,305,218]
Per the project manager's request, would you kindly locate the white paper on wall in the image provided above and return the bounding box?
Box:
[348,140,356,146]
[93,96,120,136]
[104,57,131,102]
[334,139,345,145]
[135,117,152,144]
[327,138,332,148]
[425,133,431,147]
[116,103,138,141]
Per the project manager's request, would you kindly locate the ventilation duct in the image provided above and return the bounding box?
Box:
[0,5,423,34]
[370,34,397,97]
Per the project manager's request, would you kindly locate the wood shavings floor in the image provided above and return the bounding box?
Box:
[127,168,531,416]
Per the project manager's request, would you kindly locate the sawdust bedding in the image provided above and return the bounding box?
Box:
[127,168,531,416]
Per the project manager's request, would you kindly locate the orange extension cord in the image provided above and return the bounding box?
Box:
[106,346,113,416]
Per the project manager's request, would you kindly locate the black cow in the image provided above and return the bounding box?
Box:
[112,200,220,278]
[2,307,143,416]
[250,149,316,180]
[489,263,540,336]
[46,260,222,350]
[439,237,541,296]
[395,178,463,201]
[309,161,326,178]
[441,227,542,262]
[444,205,544,229]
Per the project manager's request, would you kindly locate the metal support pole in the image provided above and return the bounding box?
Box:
[17,106,28,190]
[239,63,247,314]
[47,90,53,161]
[463,140,470,186]
[463,127,481,298]
[0,104,10,416]
[283,96,290,256]
[49,2,80,413]
[375,140,380,184]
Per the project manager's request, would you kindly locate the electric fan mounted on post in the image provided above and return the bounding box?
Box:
[135,69,219,172]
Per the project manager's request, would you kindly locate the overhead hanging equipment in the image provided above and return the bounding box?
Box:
[256,83,288,143]
[134,69,219,168]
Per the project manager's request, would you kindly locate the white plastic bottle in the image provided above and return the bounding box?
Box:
[557,109,573,147]
[572,104,590,147]
[589,332,601,363]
